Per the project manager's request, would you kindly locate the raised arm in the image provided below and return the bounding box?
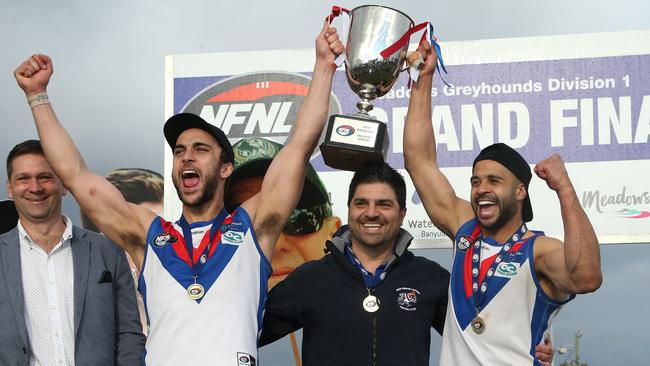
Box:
[403,42,473,239]
[533,154,602,296]
[240,23,343,260]
[14,54,155,269]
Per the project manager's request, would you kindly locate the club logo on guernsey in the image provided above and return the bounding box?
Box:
[495,262,519,277]
[456,235,473,251]
[396,287,420,311]
[222,231,244,245]
[153,233,177,247]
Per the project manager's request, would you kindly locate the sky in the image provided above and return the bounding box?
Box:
[2,0,649,364]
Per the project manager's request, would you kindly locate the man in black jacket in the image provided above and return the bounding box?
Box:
[260,163,554,365]
[260,163,449,365]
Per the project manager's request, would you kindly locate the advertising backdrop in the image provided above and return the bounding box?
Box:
[164,30,650,248]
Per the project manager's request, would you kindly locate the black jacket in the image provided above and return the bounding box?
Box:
[260,226,450,366]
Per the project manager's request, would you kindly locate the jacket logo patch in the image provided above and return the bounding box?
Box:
[153,233,177,247]
[396,287,420,311]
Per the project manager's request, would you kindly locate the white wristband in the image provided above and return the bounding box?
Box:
[27,92,50,109]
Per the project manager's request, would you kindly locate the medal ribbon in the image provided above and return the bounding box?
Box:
[178,210,227,282]
[378,21,451,87]
[324,8,451,87]
[378,21,427,59]
[470,223,528,312]
[325,5,350,23]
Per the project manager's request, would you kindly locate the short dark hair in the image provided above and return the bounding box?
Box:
[347,162,406,210]
[81,168,164,232]
[6,139,44,179]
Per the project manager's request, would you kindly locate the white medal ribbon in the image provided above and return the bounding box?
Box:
[332,15,349,67]
[326,6,350,67]
[405,23,434,83]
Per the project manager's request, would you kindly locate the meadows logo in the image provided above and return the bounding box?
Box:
[336,125,355,136]
[582,186,650,218]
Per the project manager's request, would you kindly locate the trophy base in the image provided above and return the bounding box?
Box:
[319,114,389,171]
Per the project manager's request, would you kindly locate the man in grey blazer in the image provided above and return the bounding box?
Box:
[0,139,145,365]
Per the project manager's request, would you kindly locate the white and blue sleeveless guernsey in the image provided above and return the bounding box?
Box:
[440,218,574,366]
[139,208,271,365]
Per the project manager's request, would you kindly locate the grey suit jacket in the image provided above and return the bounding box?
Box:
[0,225,145,365]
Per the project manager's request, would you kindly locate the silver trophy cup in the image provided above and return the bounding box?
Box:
[320,5,414,171]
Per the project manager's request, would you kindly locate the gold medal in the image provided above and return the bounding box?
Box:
[187,282,205,300]
[362,295,380,312]
[471,316,485,334]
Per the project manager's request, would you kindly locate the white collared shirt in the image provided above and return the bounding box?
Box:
[18,216,75,366]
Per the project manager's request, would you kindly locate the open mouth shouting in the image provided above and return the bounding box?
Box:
[475,196,499,220]
[181,169,200,190]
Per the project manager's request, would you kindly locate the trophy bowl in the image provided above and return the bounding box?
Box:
[345,5,414,115]
[320,5,414,171]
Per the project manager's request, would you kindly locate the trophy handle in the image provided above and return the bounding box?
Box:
[379,22,428,60]
[380,21,451,86]
[325,5,350,23]
[326,6,351,68]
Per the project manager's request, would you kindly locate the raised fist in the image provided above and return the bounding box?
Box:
[316,22,344,65]
[412,39,438,78]
[14,53,53,97]
[534,154,572,192]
